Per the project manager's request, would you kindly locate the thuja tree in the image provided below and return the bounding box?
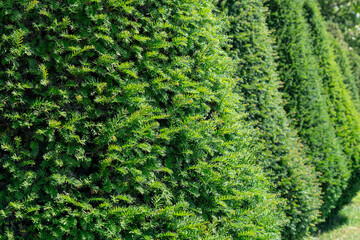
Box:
[302,0,360,213]
[218,0,321,238]
[0,0,285,239]
[266,0,350,221]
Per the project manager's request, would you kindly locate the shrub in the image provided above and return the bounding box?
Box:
[0,0,284,239]
[326,22,360,111]
[302,0,360,214]
[266,0,350,221]
[218,0,321,238]
[348,51,360,98]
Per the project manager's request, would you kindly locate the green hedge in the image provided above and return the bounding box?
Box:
[302,0,360,215]
[266,0,351,221]
[0,0,285,239]
[326,26,360,206]
[348,52,360,99]
[218,0,321,239]
[327,22,360,111]
[2,0,360,238]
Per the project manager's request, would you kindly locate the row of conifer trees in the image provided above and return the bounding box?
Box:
[1,0,360,239]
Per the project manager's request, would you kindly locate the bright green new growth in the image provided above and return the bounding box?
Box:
[218,0,321,239]
[0,0,284,239]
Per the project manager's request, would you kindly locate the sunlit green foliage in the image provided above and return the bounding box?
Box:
[0,0,285,238]
[327,22,360,111]
[218,0,321,238]
[266,0,351,222]
[302,0,360,215]
[1,0,360,238]
[318,0,360,52]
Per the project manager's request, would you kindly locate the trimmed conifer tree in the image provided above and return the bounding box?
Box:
[348,51,360,101]
[266,0,351,221]
[302,0,360,213]
[0,0,285,239]
[218,0,321,238]
[327,22,360,111]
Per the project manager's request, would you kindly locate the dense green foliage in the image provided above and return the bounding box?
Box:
[218,0,321,238]
[266,0,350,221]
[318,0,360,52]
[0,0,285,238]
[302,0,360,214]
[1,0,360,239]
[328,22,360,111]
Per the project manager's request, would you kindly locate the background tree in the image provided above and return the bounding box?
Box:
[266,0,351,222]
[318,0,360,51]
[218,0,321,238]
[303,0,360,214]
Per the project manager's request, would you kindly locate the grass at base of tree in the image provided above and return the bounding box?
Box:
[309,192,360,240]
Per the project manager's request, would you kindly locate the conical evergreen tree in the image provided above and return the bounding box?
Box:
[302,0,360,213]
[0,0,284,238]
[327,22,360,111]
[218,0,321,238]
[266,0,350,221]
[348,52,360,100]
